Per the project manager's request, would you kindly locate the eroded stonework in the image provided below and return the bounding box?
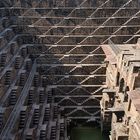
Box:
[101,39,140,140]
[0,0,140,139]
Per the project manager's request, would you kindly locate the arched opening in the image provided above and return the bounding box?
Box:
[116,72,120,86]
[119,78,125,93]
[124,86,129,102]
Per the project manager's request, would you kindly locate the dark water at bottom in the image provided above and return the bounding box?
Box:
[70,127,105,140]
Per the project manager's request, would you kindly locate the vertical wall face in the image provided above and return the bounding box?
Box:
[100,42,140,140]
[0,0,140,139]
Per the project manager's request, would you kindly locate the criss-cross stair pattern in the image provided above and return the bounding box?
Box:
[6,0,140,119]
[0,0,140,139]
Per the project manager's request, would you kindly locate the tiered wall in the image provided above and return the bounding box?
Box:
[0,0,140,139]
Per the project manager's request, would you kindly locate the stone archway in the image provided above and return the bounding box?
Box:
[124,86,129,102]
